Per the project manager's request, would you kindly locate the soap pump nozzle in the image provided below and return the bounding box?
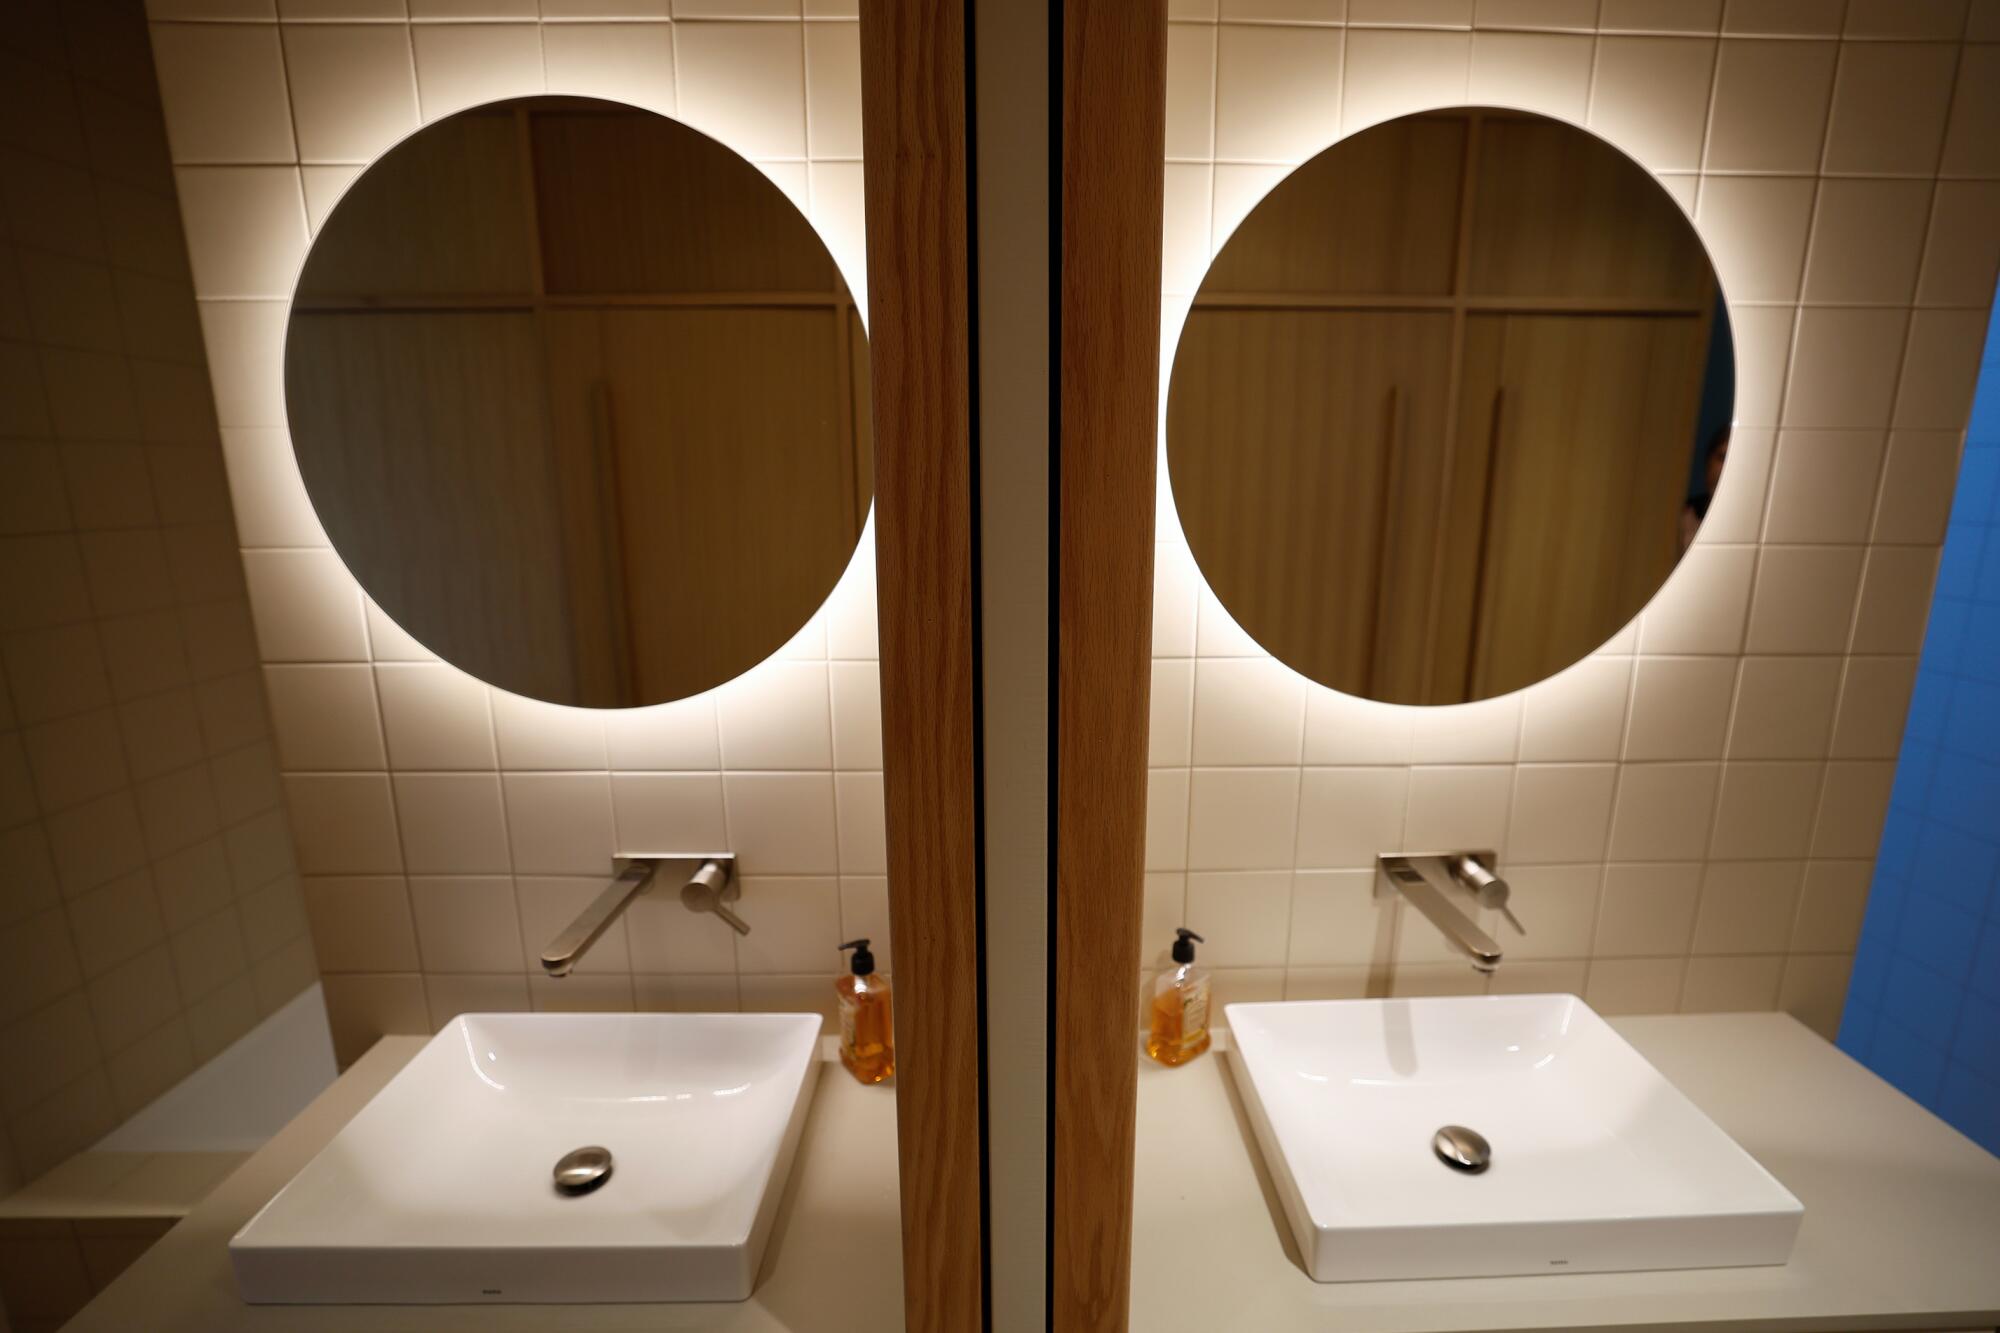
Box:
[1171,927,1203,965]
[839,937,877,976]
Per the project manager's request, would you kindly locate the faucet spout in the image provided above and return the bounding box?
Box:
[1378,852,1506,972]
[539,854,738,977]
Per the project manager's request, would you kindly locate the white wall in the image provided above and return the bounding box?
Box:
[1146,0,2000,1037]
[1,0,313,1186]
[141,0,881,1065]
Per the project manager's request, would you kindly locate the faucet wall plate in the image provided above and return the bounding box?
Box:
[1372,849,1496,897]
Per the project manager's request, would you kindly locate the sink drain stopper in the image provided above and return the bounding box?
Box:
[1433,1125,1491,1173]
[554,1145,613,1195]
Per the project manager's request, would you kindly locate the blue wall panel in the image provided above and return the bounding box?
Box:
[1841,302,2000,1156]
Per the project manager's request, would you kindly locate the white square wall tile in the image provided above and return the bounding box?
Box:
[1728,656,1840,760]
[220,429,325,548]
[1212,23,1343,163]
[1586,956,1686,1015]
[1744,547,1865,655]
[283,773,402,874]
[543,22,676,117]
[265,664,385,771]
[1288,869,1392,967]
[1162,165,1216,296]
[718,661,832,770]
[1693,175,1814,304]
[609,772,727,856]
[1802,180,1931,306]
[1147,768,1191,872]
[1342,28,1470,134]
[491,692,605,771]
[1638,545,1754,656]
[1468,31,1592,122]
[1704,38,1836,173]
[1822,42,1959,176]
[175,168,310,299]
[1763,431,1886,546]
[1680,954,1783,1012]
[243,549,368,662]
[303,876,420,973]
[1409,694,1520,765]
[282,24,422,165]
[1184,871,1292,967]
[1726,305,1796,431]
[1166,24,1217,161]
[734,878,842,974]
[833,771,885,877]
[1303,689,1414,766]
[1186,768,1300,870]
[1897,309,1989,432]
[1873,431,1961,547]
[1517,656,1632,763]
[1851,547,1939,655]
[1918,182,2000,308]
[151,23,297,164]
[1295,768,1407,869]
[1693,860,1802,954]
[1812,761,1894,859]
[1624,657,1736,761]
[1588,38,1716,173]
[626,884,740,973]
[1349,0,1469,23]
[408,877,524,973]
[198,301,289,429]
[604,696,720,771]
[1191,657,1305,766]
[410,24,544,124]
[1596,862,1701,956]
[504,773,617,876]
[374,664,494,770]
[1722,0,1840,34]
[675,23,807,161]
[1709,761,1822,859]
[1784,308,1908,432]
[1608,763,1719,862]
[1501,864,1600,960]
[1473,0,1598,26]
[1830,656,1919,760]
[837,876,891,971]
[804,22,860,158]
[722,773,839,875]
[1842,0,1966,39]
[395,773,510,875]
[1150,659,1194,769]
[1599,0,1722,31]
[1507,765,1616,864]
[1779,952,1852,1040]
[1792,859,1872,953]
[1403,766,1512,854]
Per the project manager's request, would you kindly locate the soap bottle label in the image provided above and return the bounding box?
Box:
[838,994,858,1052]
[1180,981,1208,1046]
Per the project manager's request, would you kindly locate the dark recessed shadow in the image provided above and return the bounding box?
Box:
[1215,1046,1308,1278]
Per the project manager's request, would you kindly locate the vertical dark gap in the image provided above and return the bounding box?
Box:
[960,4,992,1329]
[1044,1,1064,1328]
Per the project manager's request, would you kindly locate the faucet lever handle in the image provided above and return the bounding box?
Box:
[680,859,750,935]
[1452,854,1526,936]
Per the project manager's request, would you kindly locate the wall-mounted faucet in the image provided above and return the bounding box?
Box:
[540,854,744,977]
[1376,851,1524,973]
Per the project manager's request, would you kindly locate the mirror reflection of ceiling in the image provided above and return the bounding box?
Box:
[286,96,872,710]
[1167,108,1735,708]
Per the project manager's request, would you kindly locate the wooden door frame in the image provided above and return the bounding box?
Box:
[1055,3,1168,1331]
[859,4,986,1330]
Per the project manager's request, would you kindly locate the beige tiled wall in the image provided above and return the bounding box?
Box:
[0,0,314,1190]
[140,0,880,1065]
[1148,0,2000,1037]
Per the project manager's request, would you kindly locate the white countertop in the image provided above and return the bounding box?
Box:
[1133,1012,2000,1333]
[66,1035,904,1333]
[67,1012,2000,1332]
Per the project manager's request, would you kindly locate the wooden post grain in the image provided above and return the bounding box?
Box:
[1056,3,1168,1330]
[858,3,985,1330]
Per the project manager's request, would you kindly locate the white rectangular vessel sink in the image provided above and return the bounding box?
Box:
[231,1012,822,1304]
[1226,994,1802,1282]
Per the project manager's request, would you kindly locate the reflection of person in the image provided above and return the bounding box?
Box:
[1680,426,1731,552]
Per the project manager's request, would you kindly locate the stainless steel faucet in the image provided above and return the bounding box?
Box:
[1376,851,1523,973]
[539,854,744,977]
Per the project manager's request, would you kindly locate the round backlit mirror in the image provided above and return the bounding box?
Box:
[1167,108,1734,706]
[286,96,871,709]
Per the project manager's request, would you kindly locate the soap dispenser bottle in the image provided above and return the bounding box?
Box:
[836,938,894,1085]
[1145,928,1211,1067]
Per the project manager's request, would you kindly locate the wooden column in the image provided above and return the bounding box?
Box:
[857,3,985,1331]
[1055,3,1168,1331]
